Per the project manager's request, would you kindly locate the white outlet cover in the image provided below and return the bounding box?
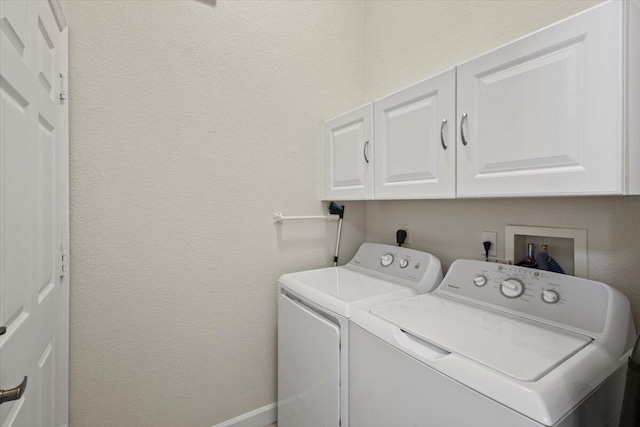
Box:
[481,231,497,257]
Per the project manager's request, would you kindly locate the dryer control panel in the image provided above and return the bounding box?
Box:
[347,243,443,295]
[436,260,617,336]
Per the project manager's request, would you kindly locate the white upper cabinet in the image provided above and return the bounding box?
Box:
[456,1,637,197]
[323,1,639,200]
[325,103,374,200]
[374,69,456,199]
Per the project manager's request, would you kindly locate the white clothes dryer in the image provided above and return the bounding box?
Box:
[277,243,443,427]
[349,260,637,427]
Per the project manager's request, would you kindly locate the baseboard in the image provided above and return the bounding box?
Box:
[212,403,277,427]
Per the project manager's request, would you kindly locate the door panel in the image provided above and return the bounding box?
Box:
[1,1,67,426]
[36,338,55,427]
[38,117,56,298]
[385,94,438,181]
[278,293,341,427]
[1,398,28,427]
[325,103,374,200]
[36,17,56,99]
[0,86,30,331]
[332,121,365,187]
[374,69,456,199]
[0,1,28,59]
[476,39,581,174]
[457,1,622,197]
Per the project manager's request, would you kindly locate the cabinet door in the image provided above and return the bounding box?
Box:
[457,1,623,197]
[374,69,456,199]
[324,103,373,200]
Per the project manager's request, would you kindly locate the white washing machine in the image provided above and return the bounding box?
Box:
[350,260,637,427]
[277,243,443,427]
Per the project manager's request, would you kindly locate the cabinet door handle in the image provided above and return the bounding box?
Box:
[0,376,27,405]
[460,113,469,146]
[363,140,370,164]
[440,119,448,150]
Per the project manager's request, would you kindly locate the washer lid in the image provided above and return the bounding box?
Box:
[371,294,592,381]
[279,267,417,318]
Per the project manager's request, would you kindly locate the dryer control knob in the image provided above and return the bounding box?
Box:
[473,275,488,287]
[542,290,560,304]
[501,278,524,298]
[399,258,409,269]
[380,254,394,267]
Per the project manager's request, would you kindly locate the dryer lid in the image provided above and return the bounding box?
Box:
[370,294,592,381]
[279,267,418,318]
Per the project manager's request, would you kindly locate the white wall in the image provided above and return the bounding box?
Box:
[364,0,640,326]
[61,1,366,425]
[365,0,603,100]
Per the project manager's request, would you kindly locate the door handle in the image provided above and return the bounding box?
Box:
[363,140,370,164]
[0,376,27,405]
[440,119,448,150]
[460,113,469,146]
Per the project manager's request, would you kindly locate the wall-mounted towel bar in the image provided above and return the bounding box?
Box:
[273,213,340,224]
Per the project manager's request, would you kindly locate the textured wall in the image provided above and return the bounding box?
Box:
[61,1,366,425]
[365,0,603,100]
[364,0,640,327]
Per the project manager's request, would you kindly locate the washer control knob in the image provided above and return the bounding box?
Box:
[473,275,487,287]
[399,258,409,269]
[542,289,560,304]
[501,278,524,298]
[380,254,394,267]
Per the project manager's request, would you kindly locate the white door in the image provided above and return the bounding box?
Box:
[374,68,456,199]
[278,293,340,427]
[0,0,68,426]
[324,103,374,200]
[456,1,623,197]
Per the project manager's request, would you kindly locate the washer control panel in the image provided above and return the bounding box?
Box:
[437,260,611,335]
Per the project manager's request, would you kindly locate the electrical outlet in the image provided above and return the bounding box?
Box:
[397,224,412,244]
[481,231,497,257]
